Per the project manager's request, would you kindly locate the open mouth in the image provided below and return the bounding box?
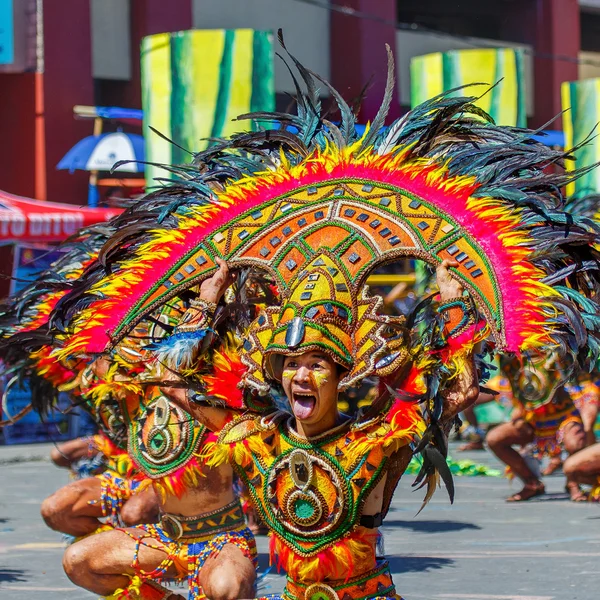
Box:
[292,392,317,420]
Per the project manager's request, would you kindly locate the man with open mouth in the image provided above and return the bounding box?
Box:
[161,255,480,599]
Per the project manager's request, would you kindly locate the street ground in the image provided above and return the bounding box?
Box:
[0,442,598,600]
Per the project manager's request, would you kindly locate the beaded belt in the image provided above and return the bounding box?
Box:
[159,498,245,541]
[283,562,398,600]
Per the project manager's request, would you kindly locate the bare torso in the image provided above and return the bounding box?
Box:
[158,461,235,516]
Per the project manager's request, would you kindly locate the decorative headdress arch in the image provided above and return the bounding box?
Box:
[53,44,600,378]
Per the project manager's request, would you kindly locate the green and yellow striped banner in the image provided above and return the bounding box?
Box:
[562,78,600,196]
[410,48,526,127]
[141,29,275,186]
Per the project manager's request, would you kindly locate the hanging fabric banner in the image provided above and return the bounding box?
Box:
[411,47,526,127]
[141,29,275,187]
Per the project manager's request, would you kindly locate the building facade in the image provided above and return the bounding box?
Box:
[0,0,595,205]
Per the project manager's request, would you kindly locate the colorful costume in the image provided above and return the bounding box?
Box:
[0,228,145,530]
[565,377,600,415]
[98,379,257,600]
[35,43,600,599]
[501,356,583,460]
[87,310,257,599]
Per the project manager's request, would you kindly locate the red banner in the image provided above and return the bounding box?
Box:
[0,189,121,242]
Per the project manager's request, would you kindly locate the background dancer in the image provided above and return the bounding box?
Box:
[486,355,587,501]
[59,309,258,600]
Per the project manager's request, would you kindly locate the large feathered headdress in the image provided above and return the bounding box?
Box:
[50,38,600,382]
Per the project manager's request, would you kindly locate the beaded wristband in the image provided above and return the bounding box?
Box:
[438,295,476,339]
[189,297,218,313]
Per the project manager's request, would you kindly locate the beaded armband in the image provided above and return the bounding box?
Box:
[175,298,217,334]
[438,295,476,340]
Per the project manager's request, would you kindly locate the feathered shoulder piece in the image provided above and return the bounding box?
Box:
[52,36,600,372]
[0,226,113,421]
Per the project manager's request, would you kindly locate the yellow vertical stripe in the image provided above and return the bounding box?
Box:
[142,33,172,185]
[190,30,226,146]
[457,50,494,115]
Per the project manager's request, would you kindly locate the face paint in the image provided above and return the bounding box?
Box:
[282,368,295,382]
[309,371,328,389]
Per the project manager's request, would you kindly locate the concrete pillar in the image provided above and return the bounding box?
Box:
[330,0,400,123]
[530,0,580,129]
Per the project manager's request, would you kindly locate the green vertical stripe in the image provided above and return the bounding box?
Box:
[443,52,460,97]
[170,34,188,169]
[210,30,235,140]
[514,49,526,128]
[250,31,275,131]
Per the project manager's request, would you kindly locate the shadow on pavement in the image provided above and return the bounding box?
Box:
[383,519,481,533]
[527,492,571,502]
[388,555,454,573]
[0,568,28,583]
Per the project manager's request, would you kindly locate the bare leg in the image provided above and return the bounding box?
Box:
[486,419,544,501]
[62,527,185,597]
[564,443,600,484]
[41,476,156,536]
[199,542,257,600]
[580,403,599,447]
[50,437,94,468]
[41,477,105,536]
[541,455,563,476]
[562,421,588,501]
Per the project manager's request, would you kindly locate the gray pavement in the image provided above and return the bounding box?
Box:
[0,442,598,599]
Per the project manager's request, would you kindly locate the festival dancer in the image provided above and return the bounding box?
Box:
[158,256,478,600]
[45,41,600,599]
[40,357,160,538]
[486,355,587,501]
[60,308,258,600]
[0,228,160,537]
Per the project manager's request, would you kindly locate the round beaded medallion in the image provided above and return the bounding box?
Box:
[265,448,349,537]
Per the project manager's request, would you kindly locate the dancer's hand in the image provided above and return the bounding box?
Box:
[200,257,235,304]
[436,259,463,301]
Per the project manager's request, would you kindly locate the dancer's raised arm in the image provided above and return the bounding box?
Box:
[160,257,240,432]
